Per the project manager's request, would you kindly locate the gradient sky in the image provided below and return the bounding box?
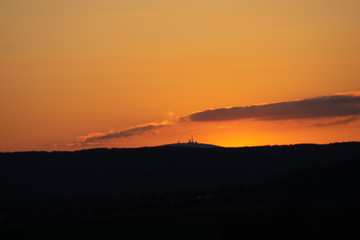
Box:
[1,0,360,151]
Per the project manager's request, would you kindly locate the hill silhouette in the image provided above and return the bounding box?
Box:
[254,154,360,202]
[1,142,360,239]
[1,142,359,200]
[161,141,220,148]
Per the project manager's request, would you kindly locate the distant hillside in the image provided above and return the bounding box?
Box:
[2,142,360,238]
[254,154,360,202]
[161,142,220,148]
[1,142,359,200]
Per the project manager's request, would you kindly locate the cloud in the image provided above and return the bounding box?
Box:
[311,116,359,127]
[75,121,170,144]
[67,91,360,148]
[188,92,360,122]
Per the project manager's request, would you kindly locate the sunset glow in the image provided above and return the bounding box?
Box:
[1,1,360,151]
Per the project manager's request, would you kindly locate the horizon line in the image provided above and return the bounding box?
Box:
[1,141,360,154]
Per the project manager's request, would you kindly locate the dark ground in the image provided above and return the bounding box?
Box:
[1,142,360,239]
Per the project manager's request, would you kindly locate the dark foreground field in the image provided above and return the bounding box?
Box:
[1,142,360,239]
[3,204,360,239]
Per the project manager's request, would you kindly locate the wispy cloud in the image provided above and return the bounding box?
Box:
[70,121,170,147]
[187,92,360,122]
[67,92,360,148]
[311,116,358,127]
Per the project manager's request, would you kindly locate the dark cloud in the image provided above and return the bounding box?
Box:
[76,122,169,143]
[311,116,358,127]
[68,92,360,148]
[189,93,360,122]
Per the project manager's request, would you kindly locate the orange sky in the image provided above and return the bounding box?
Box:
[1,1,360,151]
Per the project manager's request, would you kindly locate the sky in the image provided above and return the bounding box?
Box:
[1,0,360,151]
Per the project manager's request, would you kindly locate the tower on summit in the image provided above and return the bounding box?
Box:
[188,135,197,144]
